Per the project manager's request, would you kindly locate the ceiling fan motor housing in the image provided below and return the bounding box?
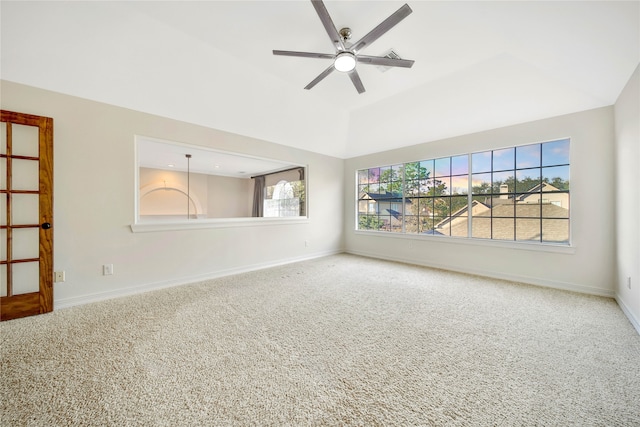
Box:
[339,27,352,42]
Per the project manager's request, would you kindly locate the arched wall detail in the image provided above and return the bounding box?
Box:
[140,181,204,218]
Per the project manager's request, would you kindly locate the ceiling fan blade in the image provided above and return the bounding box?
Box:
[348,70,366,94]
[357,55,415,68]
[311,0,346,52]
[304,64,336,90]
[273,50,334,60]
[351,4,412,54]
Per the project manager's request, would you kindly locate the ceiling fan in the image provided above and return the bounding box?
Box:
[273,0,415,94]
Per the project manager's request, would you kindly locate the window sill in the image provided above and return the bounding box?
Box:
[130,217,309,233]
[353,229,576,254]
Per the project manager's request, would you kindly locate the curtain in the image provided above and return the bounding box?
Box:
[252,175,265,217]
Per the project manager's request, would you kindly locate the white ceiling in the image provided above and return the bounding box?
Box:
[137,136,301,177]
[1,1,638,159]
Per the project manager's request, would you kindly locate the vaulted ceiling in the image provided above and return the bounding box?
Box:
[2,1,638,158]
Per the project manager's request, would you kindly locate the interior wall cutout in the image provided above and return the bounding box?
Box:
[136,136,307,223]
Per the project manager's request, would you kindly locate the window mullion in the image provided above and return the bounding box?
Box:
[402,163,406,234]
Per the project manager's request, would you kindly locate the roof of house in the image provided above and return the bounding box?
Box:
[386,209,402,220]
[433,200,487,228]
[474,203,569,218]
[442,203,569,242]
[515,182,562,201]
[363,192,407,203]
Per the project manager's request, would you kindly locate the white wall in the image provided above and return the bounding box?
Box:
[614,65,640,332]
[344,107,616,297]
[139,167,256,219]
[206,175,253,218]
[1,80,344,307]
[2,76,635,328]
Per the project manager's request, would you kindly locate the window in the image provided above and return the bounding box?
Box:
[264,179,305,217]
[357,138,570,245]
[358,165,404,232]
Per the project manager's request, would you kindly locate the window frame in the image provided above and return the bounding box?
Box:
[355,138,572,251]
[132,135,309,233]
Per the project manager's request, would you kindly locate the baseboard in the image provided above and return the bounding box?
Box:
[55,249,342,310]
[56,247,624,320]
[345,249,616,298]
[615,295,640,335]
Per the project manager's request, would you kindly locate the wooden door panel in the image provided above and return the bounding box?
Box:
[0,110,53,321]
[0,293,40,321]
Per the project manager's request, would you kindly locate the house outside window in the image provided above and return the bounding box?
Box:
[357,138,570,245]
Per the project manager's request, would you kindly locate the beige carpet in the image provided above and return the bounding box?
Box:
[2,254,639,426]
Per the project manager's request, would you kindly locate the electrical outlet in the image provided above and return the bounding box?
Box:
[304,240,308,247]
[54,271,65,282]
[628,276,632,289]
[103,264,114,276]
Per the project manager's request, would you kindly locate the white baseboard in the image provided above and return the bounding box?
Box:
[615,295,640,335]
[345,249,616,298]
[55,249,342,310]
[54,248,639,337]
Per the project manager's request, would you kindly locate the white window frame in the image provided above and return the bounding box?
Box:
[355,138,573,253]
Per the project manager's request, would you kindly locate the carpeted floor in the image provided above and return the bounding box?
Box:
[2,254,639,426]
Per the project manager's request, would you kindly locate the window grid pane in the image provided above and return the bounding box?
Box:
[356,139,569,245]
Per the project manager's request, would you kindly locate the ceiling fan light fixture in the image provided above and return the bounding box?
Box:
[334,52,356,72]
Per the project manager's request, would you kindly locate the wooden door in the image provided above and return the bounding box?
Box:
[1,110,54,321]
